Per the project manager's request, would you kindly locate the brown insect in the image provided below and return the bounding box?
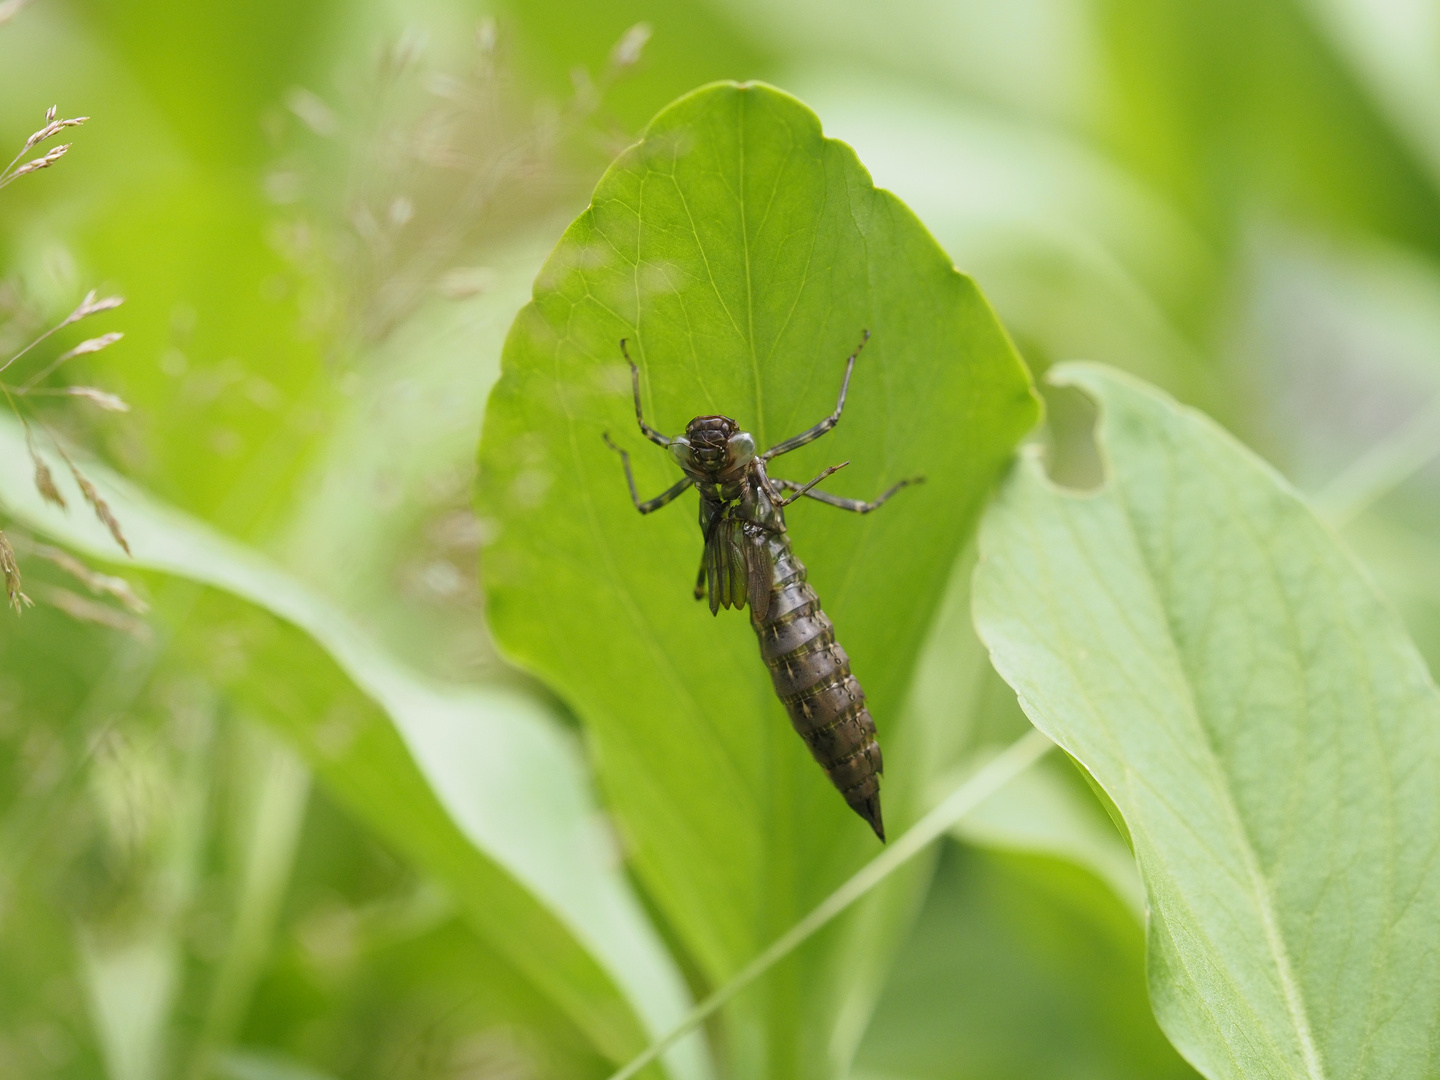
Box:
[603,332,921,841]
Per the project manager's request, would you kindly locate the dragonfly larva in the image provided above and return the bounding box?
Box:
[603,332,921,841]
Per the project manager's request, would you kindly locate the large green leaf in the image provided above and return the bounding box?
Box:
[476,81,1037,1074]
[0,419,707,1079]
[972,363,1440,1078]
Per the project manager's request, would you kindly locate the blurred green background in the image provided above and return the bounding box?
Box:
[3,0,1439,1077]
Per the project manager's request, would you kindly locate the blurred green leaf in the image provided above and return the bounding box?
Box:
[220,1049,340,1080]
[853,843,1200,1080]
[1096,0,1440,256]
[0,419,707,1078]
[1299,0,1440,191]
[277,233,557,682]
[498,0,775,132]
[67,0,342,169]
[0,5,336,539]
[193,729,311,1071]
[79,929,181,1080]
[226,765,612,1080]
[973,364,1440,1078]
[476,81,1037,1074]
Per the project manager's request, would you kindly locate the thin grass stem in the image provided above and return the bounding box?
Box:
[1313,391,1440,527]
[606,727,1054,1080]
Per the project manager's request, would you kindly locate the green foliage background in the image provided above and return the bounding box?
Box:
[1,0,1439,1078]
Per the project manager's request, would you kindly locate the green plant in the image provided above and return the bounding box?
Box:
[472,81,1440,1078]
[0,100,132,614]
[5,3,1440,1078]
[476,79,1036,1079]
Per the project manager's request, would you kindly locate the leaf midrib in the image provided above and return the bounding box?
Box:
[1099,400,1329,1080]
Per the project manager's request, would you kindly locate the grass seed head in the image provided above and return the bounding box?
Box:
[29,447,66,509]
[611,22,652,68]
[0,531,32,613]
[67,290,124,325]
[66,461,130,555]
[42,584,148,637]
[65,386,129,411]
[31,543,147,614]
[58,331,122,362]
[9,143,71,178]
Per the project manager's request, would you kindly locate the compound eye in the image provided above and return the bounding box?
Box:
[727,431,756,465]
[669,437,693,467]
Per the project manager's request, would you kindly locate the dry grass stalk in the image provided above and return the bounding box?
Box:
[20,331,123,389]
[65,289,124,324]
[0,291,132,557]
[63,460,130,555]
[1,105,86,190]
[0,291,124,379]
[0,88,131,610]
[21,111,87,154]
[0,530,31,612]
[18,418,65,507]
[272,21,650,347]
[29,447,65,508]
[40,584,148,638]
[18,385,130,410]
[611,22,651,68]
[0,143,70,187]
[25,541,147,613]
[60,386,129,411]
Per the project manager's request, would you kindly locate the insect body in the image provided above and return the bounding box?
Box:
[603,333,920,841]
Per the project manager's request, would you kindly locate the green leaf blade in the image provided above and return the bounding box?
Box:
[478,80,1037,1070]
[973,363,1440,1079]
[0,415,706,1078]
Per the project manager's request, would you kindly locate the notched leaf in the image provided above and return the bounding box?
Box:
[974,362,1440,1079]
[1038,380,1103,493]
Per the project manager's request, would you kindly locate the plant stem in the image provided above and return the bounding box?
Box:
[1312,392,1440,526]
[608,727,1055,1080]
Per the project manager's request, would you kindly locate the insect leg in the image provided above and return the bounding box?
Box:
[602,432,691,513]
[772,474,924,513]
[620,338,670,448]
[761,329,869,461]
[773,461,850,507]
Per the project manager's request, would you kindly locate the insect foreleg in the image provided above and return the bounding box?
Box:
[772,474,924,513]
[761,329,869,461]
[774,461,850,507]
[602,432,690,513]
[619,339,671,448]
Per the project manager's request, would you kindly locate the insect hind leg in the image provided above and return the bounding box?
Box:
[772,474,924,513]
[761,330,870,461]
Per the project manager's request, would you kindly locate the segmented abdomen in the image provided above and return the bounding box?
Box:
[752,532,886,841]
